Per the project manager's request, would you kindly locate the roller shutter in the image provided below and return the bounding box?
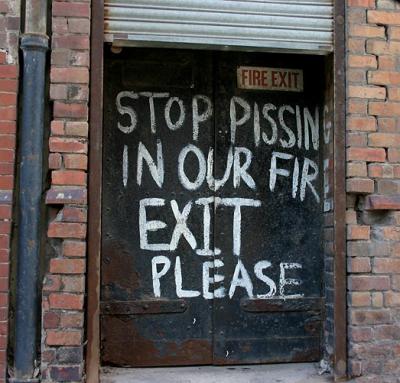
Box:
[104,0,334,54]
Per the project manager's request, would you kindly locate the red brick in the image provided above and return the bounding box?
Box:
[368,71,400,85]
[61,276,85,293]
[347,147,386,162]
[61,207,87,223]
[52,170,87,186]
[52,2,90,17]
[368,164,394,178]
[0,122,16,134]
[348,54,377,68]
[49,137,87,154]
[349,326,373,342]
[348,225,371,240]
[0,66,17,79]
[49,258,85,274]
[49,84,67,100]
[47,222,86,239]
[63,122,88,137]
[365,195,400,210]
[0,206,11,220]
[349,292,371,307]
[64,154,87,170]
[347,132,367,147]
[50,120,65,136]
[48,153,62,170]
[52,35,89,50]
[348,0,375,7]
[53,102,88,119]
[348,99,367,114]
[374,258,400,273]
[43,274,62,292]
[382,226,400,240]
[374,324,400,340]
[348,257,371,273]
[384,292,400,307]
[0,164,13,175]
[388,88,400,101]
[350,309,391,325]
[63,241,86,257]
[348,85,385,99]
[377,179,400,194]
[347,162,367,177]
[349,24,385,38]
[388,148,400,163]
[49,293,84,310]
[0,135,15,150]
[0,107,16,120]
[391,26,400,40]
[377,117,396,132]
[43,312,60,329]
[349,275,390,291]
[368,10,400,25]
[0,176,13,189]
[68,18,90,34]
[378,56,397,70]
[0,93,16,106]
[59,312,84,328]
[0,262,9,278]
[347,116,377,131]
[367,40,400,55]
[46,330,82,346]
[51,67,89,84]
[369,133,400,147]
[0,223,10,235]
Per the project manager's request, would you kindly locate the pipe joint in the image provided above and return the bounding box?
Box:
[20,34,48,52]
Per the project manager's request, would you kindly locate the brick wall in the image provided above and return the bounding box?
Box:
[0,0,19,381]
[41,1,90,381]
[347,0,400,380]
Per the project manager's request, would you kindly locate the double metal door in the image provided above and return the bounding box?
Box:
[101,48,324,366]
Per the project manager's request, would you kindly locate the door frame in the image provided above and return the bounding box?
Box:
[86,0,347,380]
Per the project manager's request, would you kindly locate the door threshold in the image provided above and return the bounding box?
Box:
[101,363,338,383]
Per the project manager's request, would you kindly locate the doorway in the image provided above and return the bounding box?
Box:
[100,48,325,367]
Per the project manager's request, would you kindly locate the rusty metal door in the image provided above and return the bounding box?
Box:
[101,48,324,367]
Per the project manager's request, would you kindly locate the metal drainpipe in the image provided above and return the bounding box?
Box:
[12,0,48,381]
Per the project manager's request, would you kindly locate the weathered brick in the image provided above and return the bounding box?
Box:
[49,137,87,154]
[48,222,86,239]
[347,178,375,194]
[51,67,89,84]
[52,1,90,17]
[63,154,87,170]
[374,258,400,273]
[49,293,84,310]
[49,259,85,274]
[46,330,82,346]
[347,147,386,162]
[349,275,391,291]
[52,170,87,186]
[368,71,400,85]
[347,116,377,131]
[348,257,372,273]
[348,85,386,99]
[368,10,400,25]
[49,366,82,381]
[348,225,371,240]
[63,240,86,257]
[53,102,88,119]
[351,309,391,325]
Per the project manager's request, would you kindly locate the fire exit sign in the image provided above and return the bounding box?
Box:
[237,66,304,92]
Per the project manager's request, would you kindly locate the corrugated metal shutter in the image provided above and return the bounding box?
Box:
[104,0,334,54]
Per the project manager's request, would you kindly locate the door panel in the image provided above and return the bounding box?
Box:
[212,52,324,364]
[101,48,325,367]
[101,49,214,366]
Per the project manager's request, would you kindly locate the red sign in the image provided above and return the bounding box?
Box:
[237,66,303,92]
